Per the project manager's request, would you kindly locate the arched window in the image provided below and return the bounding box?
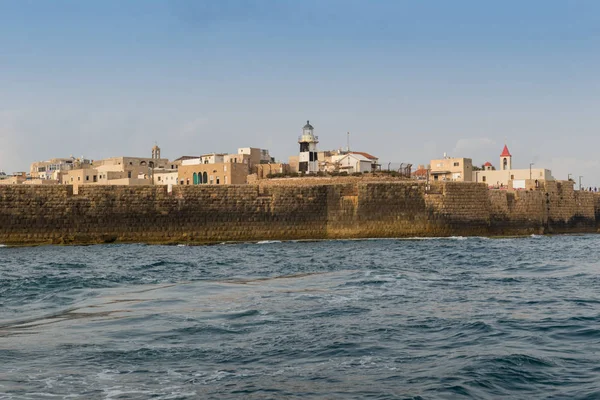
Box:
[140,161,147,166]
[503,158,507,169]
[193,172,198,185]
[203,172,208,184]
[198,172,203,184]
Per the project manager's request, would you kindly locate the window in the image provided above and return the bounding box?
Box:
[93,175,97,182]
[158,176,161,181]
[128,171,132,178]
[511,175,514,180]
[78,176,81,181]
[453,162,459,167]
[216,177,220,184]
[482,176,486,182]
[86,176,89,181]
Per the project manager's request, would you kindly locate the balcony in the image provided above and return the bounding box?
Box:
[298,135,319,143]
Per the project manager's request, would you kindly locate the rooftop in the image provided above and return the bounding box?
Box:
[350,151,378,160]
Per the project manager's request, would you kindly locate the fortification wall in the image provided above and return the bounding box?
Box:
[0,182,598,245]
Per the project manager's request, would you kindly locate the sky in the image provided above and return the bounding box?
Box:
[1,0,599,186]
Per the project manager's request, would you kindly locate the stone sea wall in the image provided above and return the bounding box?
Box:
[0,181,598,245]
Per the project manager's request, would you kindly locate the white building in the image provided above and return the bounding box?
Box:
[153,170,179,185]
[331,153,373,174]
[298,120,319,173]
[472,145,555,188]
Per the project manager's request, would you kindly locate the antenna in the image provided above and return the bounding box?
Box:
[347,132,350,152]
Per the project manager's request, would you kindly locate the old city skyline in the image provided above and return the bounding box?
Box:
[1,1,599,186]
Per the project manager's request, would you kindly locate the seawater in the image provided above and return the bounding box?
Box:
[1,235,600,399]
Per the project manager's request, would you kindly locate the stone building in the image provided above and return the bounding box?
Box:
[59,145,172,186]
[237,147,272,171]
[429,155,474,182]
[30,157,92,180]
[472,145,554,189]
[153,170,179,186]
[178,161,248,185]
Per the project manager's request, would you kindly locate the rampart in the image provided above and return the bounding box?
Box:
[0,181,598,245]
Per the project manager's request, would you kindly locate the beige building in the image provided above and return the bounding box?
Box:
[60,145,172,186]
[60,168,151,185]
[238,147,272,170]
[93,155,169,170]
[224,153,251,169]
[288,155,300,173]
[429,155,474,182]
[472,145,554,188]
[0,172,27,185]
[256,163,291,179]
[30,157,92,179]
[178,162,249,185]
[153,170,179,185]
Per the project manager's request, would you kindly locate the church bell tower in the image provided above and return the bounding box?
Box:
[500,144,512,171]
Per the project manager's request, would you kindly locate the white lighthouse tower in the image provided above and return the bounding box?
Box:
[298,120,319,173]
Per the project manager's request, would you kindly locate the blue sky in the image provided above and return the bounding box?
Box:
[1,0,599,185]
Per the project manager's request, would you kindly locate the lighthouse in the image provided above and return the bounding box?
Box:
[298,120,319,173]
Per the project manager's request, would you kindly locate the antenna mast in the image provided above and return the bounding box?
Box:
[347,132,350,152]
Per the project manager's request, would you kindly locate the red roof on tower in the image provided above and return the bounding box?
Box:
[500,145,511,157]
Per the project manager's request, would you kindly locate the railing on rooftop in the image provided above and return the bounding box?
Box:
[298,135,319,142]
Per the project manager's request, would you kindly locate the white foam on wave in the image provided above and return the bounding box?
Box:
[256,240,282,245]
[0,244,6,247]
[176,244,187,247]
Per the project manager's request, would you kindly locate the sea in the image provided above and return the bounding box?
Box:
[1,235,599,399]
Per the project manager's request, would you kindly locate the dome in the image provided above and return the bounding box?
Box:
[303,120,314,130]
[484,162,492,167]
